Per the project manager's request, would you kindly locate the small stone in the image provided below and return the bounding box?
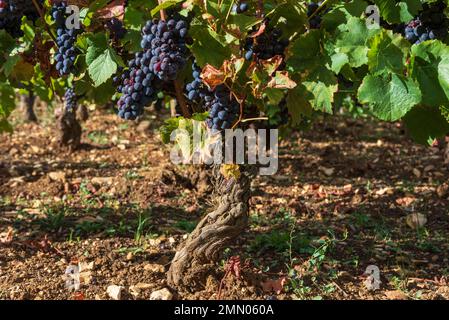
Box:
[91,177,113,185]
[405,213,427,230]
[137,120,151,133]
[48,171,66,182]
[135,283,152,289]
[107,285,123,300]
[129,286,140,298]
[126,252,133,261]
[144,263,165,273]
[150,288,173,300]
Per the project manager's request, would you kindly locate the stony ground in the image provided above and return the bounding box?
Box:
[1,104,449,300]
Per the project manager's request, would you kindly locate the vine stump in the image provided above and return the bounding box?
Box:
[167,165,255,292]
[58,108,81,151]
[20,92,37,122]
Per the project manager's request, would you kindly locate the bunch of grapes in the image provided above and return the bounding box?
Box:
[115,52,162,120]
[233,1,249,14]
[51,1,81,76]
[64,88,77,113]
[404,2,448,45]
[185,63,203,102]
[243,23,289,61]
[106,17,127,41]
[185,63,240,132]
[141,17,189,81]
[206,85,240,132]
[307,1,323,29]
[0,0,37,37]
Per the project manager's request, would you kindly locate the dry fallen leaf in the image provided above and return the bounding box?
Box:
[384,290,408,300]
[395,196,416,207]
[0,227,14,244]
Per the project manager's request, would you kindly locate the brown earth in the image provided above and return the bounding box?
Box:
[1,105,448,300]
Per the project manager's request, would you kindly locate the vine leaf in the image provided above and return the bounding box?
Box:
[286,84,313,126]
[358,73,421,121]
[0,83,15,132]
[86,33,123,87]
[267,71,297,89]
[367,30,409,76]
[410,41,449,108]
[303,68,338,114]
[333,17,381,69]
[189,24,231,68]
[371,0,422,24]
[404,105,449,145]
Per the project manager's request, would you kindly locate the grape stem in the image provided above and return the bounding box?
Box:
[157,0,166,21]
[31,0,58,43]
[240,117,268,123]
[174,79,192,118]
[157,0,191,118]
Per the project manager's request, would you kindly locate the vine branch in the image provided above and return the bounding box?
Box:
[31,0,58,43]
[174,79,192,118]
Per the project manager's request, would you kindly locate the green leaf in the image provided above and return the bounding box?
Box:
[3,55,20,77]
[189,24,231,68]
[88,48,122,87]
[358,73,421,121]
[371,0,421,24]
[367,30,409,75]
[287,30,322,73]
[0,118,13,133]
[125,5,145,30]
[0,30,15,52]
[0,82,15,133]
[333,17,381,68]
[151,0,183,17]
[303,67,338,114]
[86,33,108,65]
[410,41,449,107]
[404,105,449,145]
[286,84,313,125]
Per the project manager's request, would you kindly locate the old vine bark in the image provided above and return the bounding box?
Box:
[58,106,81,151]
[167,165,255,291]
[20,92,37,122]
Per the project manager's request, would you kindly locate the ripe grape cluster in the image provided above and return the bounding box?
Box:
[0,0,38,37]
[106,17,127,41]
[185,63,240,132]
[52,1,81,76]
[206,85,240,132]
[243,24,289,61]
[404,2,448,45]
[116,16,190,120]
[64,88,77,113]
[307,1,323,29]
[115,54,162,120]
[141,17,189,81]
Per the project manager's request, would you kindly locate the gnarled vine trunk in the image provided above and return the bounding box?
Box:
[20,92,37,122]
[58,107,81,151]
[167,165,255,292]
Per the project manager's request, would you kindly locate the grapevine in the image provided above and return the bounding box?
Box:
[0,0,449,298]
